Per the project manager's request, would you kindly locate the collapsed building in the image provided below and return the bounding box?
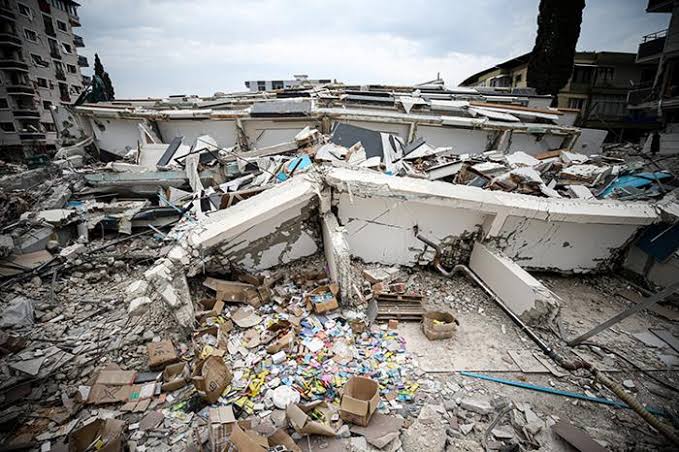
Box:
[1,81,678,451]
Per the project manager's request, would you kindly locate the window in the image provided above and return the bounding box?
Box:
[18,3,32,18]
[61,42,72,54]
[0,98,8,109]
[596,67,615,84]
[37,77,48,88]
[24,29,38,42]
[57,20,68,32]
[70,85,81,94]
[31,54,49,68]
[43,100,52,109]
[42,122,56,132]
[272,80,284,90]
[568,98,585,110]
[66,64,76,73]
[572,66,593,84]
[257,81,266,91]
[1,122,16,133]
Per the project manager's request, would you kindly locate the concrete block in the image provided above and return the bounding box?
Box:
[321,212,352,303]
[469,242,559,325]
[459,397,492,415]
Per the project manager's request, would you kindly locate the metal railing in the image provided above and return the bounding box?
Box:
[642,29,667,42]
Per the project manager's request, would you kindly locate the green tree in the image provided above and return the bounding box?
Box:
[93,53,115,101]
[527,0,586,101]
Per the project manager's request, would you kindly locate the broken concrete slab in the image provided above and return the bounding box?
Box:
[321,212,352,303]
[469,242,559,324]
[401,404,446,452]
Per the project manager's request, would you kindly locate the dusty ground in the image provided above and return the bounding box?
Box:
[1,243,678,451]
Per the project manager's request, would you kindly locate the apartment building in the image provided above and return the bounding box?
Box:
[0,0,87,158]
[244,74,334,92]
[460,51,657,141]
[628,0,679,153]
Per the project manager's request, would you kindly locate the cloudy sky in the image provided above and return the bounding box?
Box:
[76,0,667,98]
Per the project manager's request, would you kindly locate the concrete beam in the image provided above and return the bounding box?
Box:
[321,212,352,303]
[325,167,658,272]
[469,242,559,325]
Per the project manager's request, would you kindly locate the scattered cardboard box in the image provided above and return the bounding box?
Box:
[268,429,302,452]
[95,370,137,386]
[192,356,232,403]
[287,401,342,436]
[305,284,339,314]
[161,362,189,392]
[232,306,262,328]
[267,330,295,354]
[228,423,269,452]
[339,376,380,427]
[146,340,179,370]
[208,405,237,452]
[68,418,125,452]
[203,277,263,307]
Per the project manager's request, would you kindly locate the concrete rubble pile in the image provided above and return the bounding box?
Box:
[1,81,679,451]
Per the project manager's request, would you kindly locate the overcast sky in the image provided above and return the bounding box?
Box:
[76,0,668,98]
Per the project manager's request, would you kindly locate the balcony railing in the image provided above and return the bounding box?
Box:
[13,109,40,118]
[55,69,66,81]
[50,49,61,59]
[19,132,47,141]
[0,33,22,46]
[637,29,667,62]
[69,12,80,27]
[38,0,51,13]
[60,94,71,103]
[6,84,35,95]
[0,6,16,20]
[0,60,29,71]
[77,55,88,67]
[73,34,84,47]
[647,0,674,12]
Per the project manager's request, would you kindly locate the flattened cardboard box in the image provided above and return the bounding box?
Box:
[68,418,125,452]
[287,401,342,437]
[228,423,269,452]
[339,376,380,427]
[192,355,232,403]
[147,340,179,370]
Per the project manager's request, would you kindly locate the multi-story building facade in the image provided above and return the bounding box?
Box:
[460,51,657,141]
[628,0,679,153]
[244,74,335,92]
[0,0,88,159]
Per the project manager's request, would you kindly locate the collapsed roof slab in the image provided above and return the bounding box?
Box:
[325,167,659,272]
[183,174,322,271]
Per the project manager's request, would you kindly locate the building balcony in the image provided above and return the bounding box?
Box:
[0,33,22,47]
[38,0,51,14]
[637,29,667,63]
[74,34,84,47]
[647,0,674,12]
[55,70,66,81]
[60,94,71,103]
[13,109,40,118]
[69,13,81,27]
[6,84,35,95]
[628,86,655,106]
[0,59,29,71]
[0,6,16,21]
[50,49,61,60]
[77,55,88,67]
[19,132,47,141]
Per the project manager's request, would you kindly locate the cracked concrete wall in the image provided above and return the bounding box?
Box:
[184,174,323,271]
[326,167,659,272]
[493,216,643,273]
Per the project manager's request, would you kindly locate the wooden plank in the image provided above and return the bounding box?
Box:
[551,422,607,452]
